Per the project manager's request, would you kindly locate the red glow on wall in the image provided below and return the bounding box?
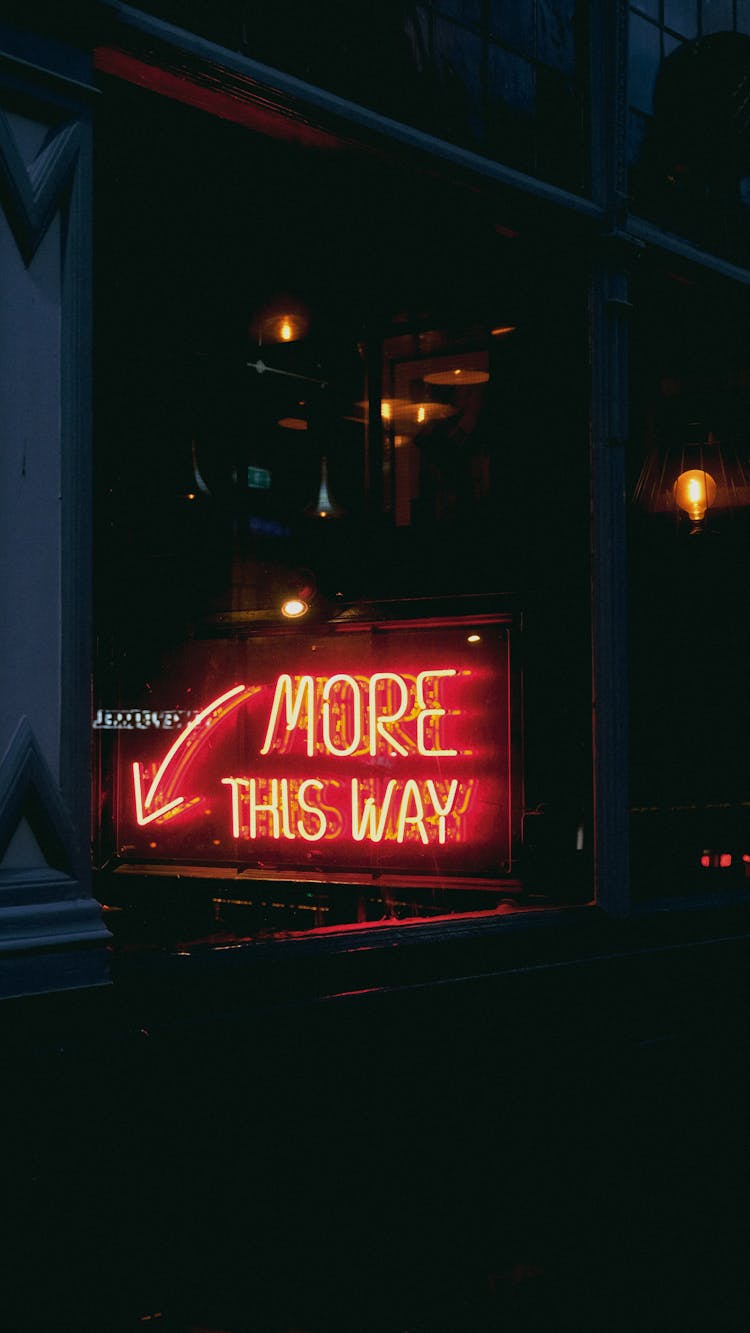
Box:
[94,48,344,152]
[109,619,517,881]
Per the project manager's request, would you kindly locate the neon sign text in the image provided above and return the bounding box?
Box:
[260,670,458,758]
[133,684,259,826]
[115,623,513,880]
[220,775,463,845]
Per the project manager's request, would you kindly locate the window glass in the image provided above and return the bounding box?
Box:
[702,0,734,32]
[663,0,699,35]
[537,0,577,75]
[629,265,750,901]
[94,81,593,950]
[488,0,535,51]
[431,13,485,143]
[628,13,662,115]
[432,0,483,24]
[632,0,661,18]
[666,0,703,34]
[627,5,750,264]
[122,1,590,195]
[487,42,536,116]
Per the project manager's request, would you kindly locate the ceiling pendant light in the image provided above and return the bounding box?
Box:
[354,398,456,429]
[423,367,490,386]
[310,455,343,519]
[280,570,317,619]
[634,422,750,528]
[253,299,310,346]
[411,402,455,425]
[281,596,309,618]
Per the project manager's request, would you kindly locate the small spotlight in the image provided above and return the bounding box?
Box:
[467,633,481,643]
[281,597,309,619]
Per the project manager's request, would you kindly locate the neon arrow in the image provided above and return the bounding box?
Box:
[132,684,257,826]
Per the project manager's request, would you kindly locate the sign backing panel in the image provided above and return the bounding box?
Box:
[103,617,519,883]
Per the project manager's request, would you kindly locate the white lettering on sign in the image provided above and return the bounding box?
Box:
[128,668,475,851]
[260,670,457,758]
[221,776,463,846]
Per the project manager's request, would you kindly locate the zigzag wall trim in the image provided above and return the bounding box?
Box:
[0,111,82,265]
[0,717,80,878]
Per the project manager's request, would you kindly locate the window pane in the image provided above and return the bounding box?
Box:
[628,13,662,114]
[536,67,581,185]
[627,15,750,264]
[537,0,577,75]
[431,0,483,25]
[702,0,734,33]
[663,0,698,34]
[628,107,649,166]
[488,0,535,53]
[94,81,593,949]
[487,42,536,114]
[629,267,750,901]
[431,14,485,143]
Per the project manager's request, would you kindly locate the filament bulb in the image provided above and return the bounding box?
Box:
[673,469,717,523]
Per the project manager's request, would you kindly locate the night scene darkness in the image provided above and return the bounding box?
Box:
[2,3,750,1330]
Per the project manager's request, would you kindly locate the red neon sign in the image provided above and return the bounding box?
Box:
[109,619,517,881]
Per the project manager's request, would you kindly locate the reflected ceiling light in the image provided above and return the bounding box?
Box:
[280,571,317,618]
[254,300,309,345]
[426,365,490,386]
[281,596,309,618]
[674,469,717,525]
[355,399,456,428]
[379,398,412,423]
[490,325,517,337]
[262,311,308,344]
[394,434,411,448]
[278,416,308,430]
[421,350,490,388]
[412,402,455,424]
[423,367,490,385]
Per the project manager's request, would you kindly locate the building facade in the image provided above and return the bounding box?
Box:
[4,1,750,989]
[3,4,750,1330]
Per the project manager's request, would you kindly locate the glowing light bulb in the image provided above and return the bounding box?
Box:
[673,469,717,523]
[281,597,308,619]
[279,318,293,341]
[381,401,392,422]
[417,406,426,424]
